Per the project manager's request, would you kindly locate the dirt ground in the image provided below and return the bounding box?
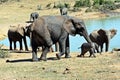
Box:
[0,0,120,80]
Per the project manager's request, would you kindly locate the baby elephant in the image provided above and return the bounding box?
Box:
[8,24,28,51]
[78,42,99,57]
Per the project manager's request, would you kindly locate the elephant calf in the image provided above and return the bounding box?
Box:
[8,24,28,51]
[77,42,99,57]
[89,28,117,52]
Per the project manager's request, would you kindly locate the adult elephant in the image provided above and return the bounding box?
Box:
[8,25,29,51]
[26,15,92,61]
[89,29,117,52]
[30,12,39,21]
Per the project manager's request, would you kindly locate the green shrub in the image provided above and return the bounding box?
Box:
[115,0,120,2]
[37,5,42,10]
[64,3,70,8]
[56,3,64,8]
[74,0,91,8]
[0,45,10,58]
[92,3,101,9]
[85,8,93,12]
[46,3,51,9]
[102,1,117,10]
[0,0,8,3]
[93,0,105,5]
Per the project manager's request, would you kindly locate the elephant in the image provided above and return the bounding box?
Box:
[30,12,39,21]
[77,42,99,57]
[26,15,92,61]
[60,7,68,15]
[89,29,117,52]
[8,24,29,51]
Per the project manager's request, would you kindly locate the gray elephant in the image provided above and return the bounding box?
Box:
[30,12,39,21]
[60,7,68,15]
[8,24,28,51]
[89,29,117,52]
[26,15,92,61]
[77,42,99,57]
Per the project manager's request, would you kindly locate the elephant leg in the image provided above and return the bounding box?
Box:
[14,41,16,50]
[105,42,109,52]
[96,46,99,53]
[79,49,87,57]
[9,40,12,50]
[19,40,23,50]
[56,38,66,60]
[32,47,38,61]
[100,44,103,52]
[55,42,59,52]
[89,48,96,57]
[23,37,28,51]
[40,47,50,61]
[65,36,71,58]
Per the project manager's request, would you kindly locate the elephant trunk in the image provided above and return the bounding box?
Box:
[82,30,92,43]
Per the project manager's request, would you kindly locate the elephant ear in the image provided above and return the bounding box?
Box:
[17,26,25,37]
[63,19,76,36]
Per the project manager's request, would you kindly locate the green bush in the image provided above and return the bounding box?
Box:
[85,8,93,12]
[92,3,101,9]
[0,45,10,58]
[37,5,42,10]
[64,3,70,8]
[115,0,120,2]
[102,1,117,10]
[74,0,91,8]
[0,0,8,3]
[93,0,105,5]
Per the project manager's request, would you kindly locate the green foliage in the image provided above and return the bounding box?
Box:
[85,8,93,12]
[64,3,70,8]
[46,3,51,9]
[115,0,120,2]
[54,2,70,9]
[0,45,10,58]
[102,1,117,10]
[0,0,8,3]
[37,5,42,10]
[74,0,91,8]
[93,0,105,5]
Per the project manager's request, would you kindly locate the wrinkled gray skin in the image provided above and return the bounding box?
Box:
[8,25,28,51]
[26,15,92,61]
[78,42,99,57]
[30,12,39,21]
[60,7,68,15]
[89,29,117,52]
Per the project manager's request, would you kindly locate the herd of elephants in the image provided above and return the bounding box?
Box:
[7,7,117,61]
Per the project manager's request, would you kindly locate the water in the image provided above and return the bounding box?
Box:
[0,16,120,52]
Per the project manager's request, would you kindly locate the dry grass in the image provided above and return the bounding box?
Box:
[0,51,120,80]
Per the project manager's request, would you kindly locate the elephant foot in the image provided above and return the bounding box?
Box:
[40,57,47,61]
[32,58,38,62]
[25,49,29,51]
[56,53,61,60]
[77,54,83,57]
[65,55,71,58]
